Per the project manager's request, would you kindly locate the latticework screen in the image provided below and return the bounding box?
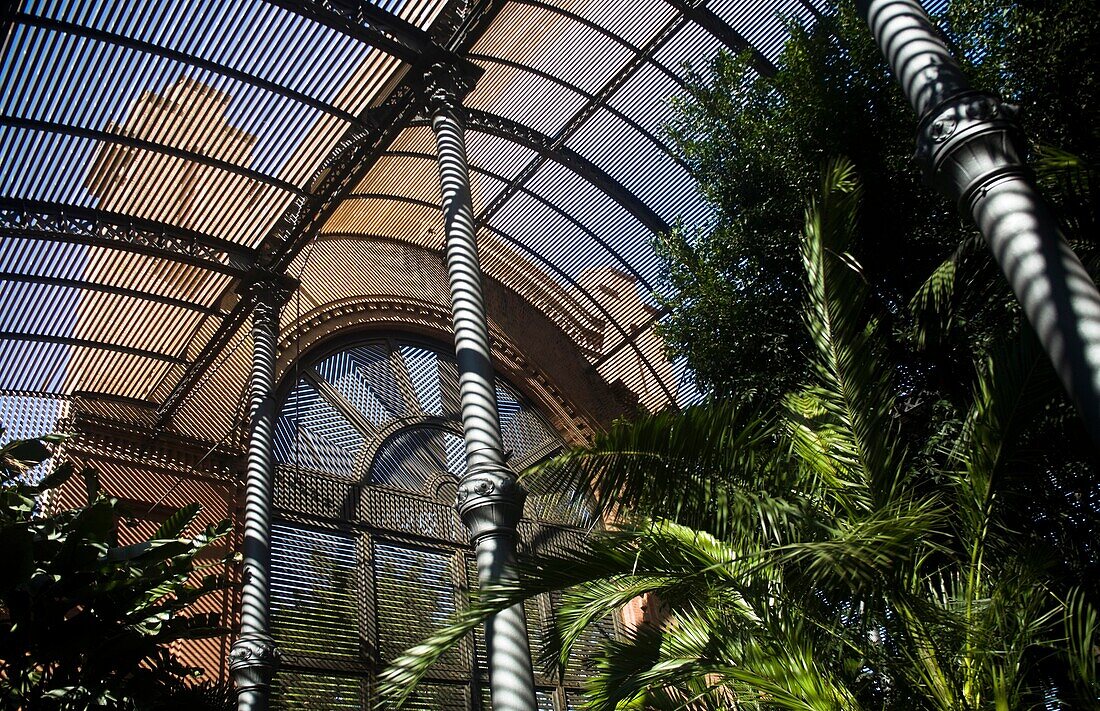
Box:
[270,337,607,709]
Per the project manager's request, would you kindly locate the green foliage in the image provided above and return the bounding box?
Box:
[377,162,1100,710]
[0,434,234,710]
[659,1,961,403]
[658,0,1100,404]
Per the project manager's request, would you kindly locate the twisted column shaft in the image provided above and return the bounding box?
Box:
[230,277,285,711]
[858,0,1100,444]
[428,66,538,711]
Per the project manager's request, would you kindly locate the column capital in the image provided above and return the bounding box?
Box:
[239,269,296,304]
[229,632,282,694]
[238,270,296,324]
[424,60,481,116]
[455,462,527,543]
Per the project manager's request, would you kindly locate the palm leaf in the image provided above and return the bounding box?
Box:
[949,330,1058,546]
[376,521,752,709]
[154,503,202,540]
[1064,588,1100,697]
[796,158,907,507]
[525,400,791,541]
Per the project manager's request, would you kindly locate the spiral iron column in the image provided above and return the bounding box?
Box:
[427,63,538,711]
[857,0,1100,444]
[229,275,288,711]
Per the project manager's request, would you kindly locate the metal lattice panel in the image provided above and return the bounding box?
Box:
[270,336,601,710]
[271,671,363,710]
[270,524,361,664]
[374,541,469,672]
[358,485,466,542]
[0,0,822,425]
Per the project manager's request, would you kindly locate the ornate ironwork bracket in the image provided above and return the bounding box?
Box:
[0,199,254,275]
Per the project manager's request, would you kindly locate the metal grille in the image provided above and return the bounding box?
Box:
[0,391,68,483]
[271,337,604,710]
[271,671,363,710]
[274,465,356,521]
[403,682,469,710]
[369,426,465,492]
[537,690,557,711]
[314,344,408,427]
[276,379,362,479]
[399,344,444,416]
[359,485,465,542]
[270,524,360,664]
[374,542,469,674]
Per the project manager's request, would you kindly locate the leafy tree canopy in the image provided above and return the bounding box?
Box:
[658,0,1100,405]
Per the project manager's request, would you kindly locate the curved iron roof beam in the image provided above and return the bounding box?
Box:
[0,200,255,276]
[16,12,362,126]
[348,155,658,291]
[1,117,306,198]
[661,0,778,76]
[468,8,694,236]
[0,272,223,316]
[477,222,678,405]
[265,0,432,63]
[409,109,669,235]
[0,332,187,365]
[466,53,688,169]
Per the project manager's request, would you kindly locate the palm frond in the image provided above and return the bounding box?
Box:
[1033,146,1099,249]
[908,234,985,349]
[797,158,907,507]
[376,520,747,709]
[950,331,1057,543]
[773,496,946,590]
[525,400,792,541]
[1064,588,1100,697]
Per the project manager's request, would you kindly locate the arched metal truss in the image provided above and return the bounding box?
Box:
[0,0,829,424]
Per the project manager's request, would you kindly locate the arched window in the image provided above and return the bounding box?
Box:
[268,337,610,710]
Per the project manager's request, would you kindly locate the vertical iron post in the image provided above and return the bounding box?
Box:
[229,274,289,711]
[426,62,539,711]
[857,0,1100,444]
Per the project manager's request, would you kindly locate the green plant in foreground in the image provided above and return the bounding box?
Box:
[376,161,1100,710]
[0,434,234,710]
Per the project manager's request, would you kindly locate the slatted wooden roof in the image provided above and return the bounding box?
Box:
[0,0,825,446]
